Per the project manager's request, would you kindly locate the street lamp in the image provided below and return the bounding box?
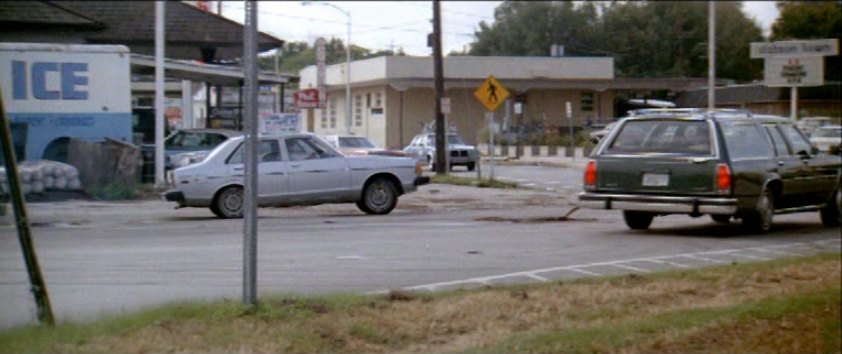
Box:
[303,1,352,134]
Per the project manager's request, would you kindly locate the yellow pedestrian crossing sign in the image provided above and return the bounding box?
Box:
[474,75,509,111]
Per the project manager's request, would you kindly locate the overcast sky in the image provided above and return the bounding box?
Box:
[215,1,780,56]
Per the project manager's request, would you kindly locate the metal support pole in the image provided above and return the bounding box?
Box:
[345,15,352,134]
[708,1,716,110]
[154,1,166,187]
[242,0,259,308]
[0,94,54,326]
[790,86,798,122]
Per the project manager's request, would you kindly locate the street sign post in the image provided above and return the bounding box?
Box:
[751,39,839,121]
[475,76,510,180]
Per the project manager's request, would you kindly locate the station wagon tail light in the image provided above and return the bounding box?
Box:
[716,163,731,195]
[584,160,597,190]
[415,161,424,176]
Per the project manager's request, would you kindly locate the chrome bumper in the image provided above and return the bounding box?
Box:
[577,192,738,215]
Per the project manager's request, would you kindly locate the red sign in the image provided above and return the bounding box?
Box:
[294,88,321,109]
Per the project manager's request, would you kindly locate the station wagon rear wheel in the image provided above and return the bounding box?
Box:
[743,188,774,233]
[711,214,731,224]
[213,186,244,219]
[623,211,654,230]
[820,186,841,227]
[359,178,397,215]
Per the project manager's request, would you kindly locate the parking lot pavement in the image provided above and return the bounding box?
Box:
[0,182,576,227]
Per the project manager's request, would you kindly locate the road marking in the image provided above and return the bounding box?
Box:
[644,258,691,269]
[367,238,841,294]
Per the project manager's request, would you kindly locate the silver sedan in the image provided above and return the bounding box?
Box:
[163,133,430,218]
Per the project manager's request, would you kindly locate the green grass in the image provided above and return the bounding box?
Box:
[430,174,519,189]
[1,253,839,354]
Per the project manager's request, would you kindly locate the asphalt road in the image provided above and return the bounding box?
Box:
[1,174,840,329]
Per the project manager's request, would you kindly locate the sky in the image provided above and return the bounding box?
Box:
[214,1,780,56]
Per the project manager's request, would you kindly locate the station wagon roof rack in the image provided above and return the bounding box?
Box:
[627,108,754,119]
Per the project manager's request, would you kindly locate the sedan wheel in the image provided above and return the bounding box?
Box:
[358,178,397,215]
[623,211,654,230]
[820,186,841,227]
[213,186,244,219]
[743,188,774,233]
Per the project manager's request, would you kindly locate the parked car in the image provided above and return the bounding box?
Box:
[589,121,619,144]
[141,128,241,182]
[163,133,430,218]
[578,108,841,233]
[403,132,479,171]
[321,134,408,157]
[809,125,841,155]
[796,116,840,137]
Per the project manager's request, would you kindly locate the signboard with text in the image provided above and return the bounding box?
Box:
[294,88,320,109]
[763,56,823,87]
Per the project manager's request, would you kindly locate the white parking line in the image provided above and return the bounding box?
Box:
[367,238,841,294]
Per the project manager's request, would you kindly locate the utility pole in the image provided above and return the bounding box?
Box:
[0,95,54,326]
[432,0,446,174]
[242,0,259,308]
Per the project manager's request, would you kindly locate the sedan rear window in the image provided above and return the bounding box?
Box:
[605,120,712,155]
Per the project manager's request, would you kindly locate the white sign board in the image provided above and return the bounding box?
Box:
[764,56,824,87]
[441,97,451,114]
[751,39,838,58]
[260,112,301,134]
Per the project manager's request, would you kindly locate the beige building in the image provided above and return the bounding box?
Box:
[299,56,712,150]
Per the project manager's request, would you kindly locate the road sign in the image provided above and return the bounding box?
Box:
[474,75,509,111]
[764,56,823,87]
[750,39,838,58]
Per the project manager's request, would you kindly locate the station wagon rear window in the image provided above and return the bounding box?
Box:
[605,120,712,155]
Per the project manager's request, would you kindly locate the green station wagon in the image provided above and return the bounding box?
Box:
[578,109,841,233]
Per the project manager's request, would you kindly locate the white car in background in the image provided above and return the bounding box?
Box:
[321,134,408,158]
[163,133,429,218]
[810,125,842,154]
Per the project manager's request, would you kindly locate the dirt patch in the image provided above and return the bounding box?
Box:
[475,215,595,223]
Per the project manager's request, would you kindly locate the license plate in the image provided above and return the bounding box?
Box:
[642,173,669,187]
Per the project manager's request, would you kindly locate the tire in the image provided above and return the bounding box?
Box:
[213,186,244,219]
[820,186,841,227]
[711,214,731,224]
[623,211,654,230]
[743,188,774,233]
[358,178,398,215]
[467,162,476,171]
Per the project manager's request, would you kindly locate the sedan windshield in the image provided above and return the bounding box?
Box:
[339,137,378,148]
[425,134,467,145]
[605,120,712,155]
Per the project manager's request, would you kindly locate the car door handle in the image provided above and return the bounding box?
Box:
[234,167,243,171]
[290,163,301,168]
[267,172,285,175]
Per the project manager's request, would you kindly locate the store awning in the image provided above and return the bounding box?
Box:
[131,54,297,87]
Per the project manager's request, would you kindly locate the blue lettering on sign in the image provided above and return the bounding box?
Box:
[11,61,89,100]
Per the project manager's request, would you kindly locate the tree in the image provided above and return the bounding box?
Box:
[771,1,842,81]
[471,1,600,57]
[258,38,400,78]
[468,1,763,82]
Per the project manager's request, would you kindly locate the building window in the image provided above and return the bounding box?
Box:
[329,97,337,129]
[375,92,382,108]
[581,93,594,112]
[354,95,363,127]
[320,108,327,129]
